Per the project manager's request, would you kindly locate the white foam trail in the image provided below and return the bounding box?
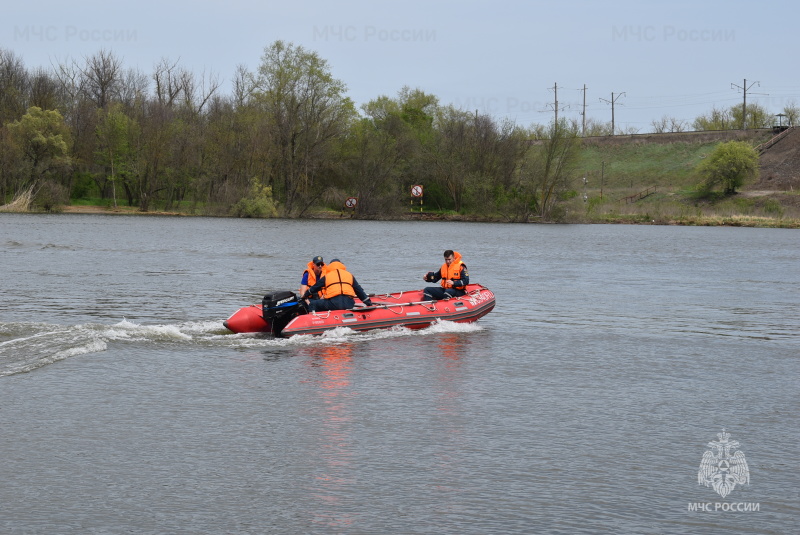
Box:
[53,338,108,358]
[105,319,192,341]
[0,324,108,376]
[0,316,488,376]
[177,320,230,334]
[422,319,484,334]
[0,330,61,347]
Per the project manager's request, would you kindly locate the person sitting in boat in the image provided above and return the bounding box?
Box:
[303,259,372,312]
[299,255,325,301]
[422,250,469,301]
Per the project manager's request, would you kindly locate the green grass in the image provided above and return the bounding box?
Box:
[563,135,800,227]
[574,141,718,195]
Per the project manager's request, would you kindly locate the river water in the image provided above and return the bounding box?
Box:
[1,214,798,534]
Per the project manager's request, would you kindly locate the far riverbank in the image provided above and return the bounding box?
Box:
[52,203,800,228]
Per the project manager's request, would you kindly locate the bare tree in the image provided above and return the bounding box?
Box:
[51,56,82,109]
[117,67,149,111]
[80,49,123,109]
[232,64,256,108]
[180,68,222,115]
[0,48,28,123]
[28,67,63,111]
[152,58,183,107]
[651,115,687,133]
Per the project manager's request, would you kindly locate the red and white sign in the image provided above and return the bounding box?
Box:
[345,197,358,208]
[411,185,423,197]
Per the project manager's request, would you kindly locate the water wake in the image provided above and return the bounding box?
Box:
[0,318,483,376]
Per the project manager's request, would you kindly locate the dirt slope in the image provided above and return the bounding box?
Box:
[756,127,800,191]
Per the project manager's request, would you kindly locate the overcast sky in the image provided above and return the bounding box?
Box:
[5,0,798,132]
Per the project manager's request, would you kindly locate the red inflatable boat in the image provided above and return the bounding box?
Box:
[223,284,495,337]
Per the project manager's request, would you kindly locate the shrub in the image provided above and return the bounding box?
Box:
[697,141,759,195]
[230,179,279,218]
[33,180,69,212]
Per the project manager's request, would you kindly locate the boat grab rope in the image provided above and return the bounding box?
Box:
[465,287,486,298]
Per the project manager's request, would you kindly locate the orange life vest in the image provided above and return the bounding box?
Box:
[304,261,326,298]
[439,251,464,288]
[323,261,356,298]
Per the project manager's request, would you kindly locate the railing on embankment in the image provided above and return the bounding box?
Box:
[621,186,657,204]
[756,126,795,153]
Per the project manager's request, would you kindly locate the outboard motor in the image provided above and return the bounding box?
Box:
[262,291,305,335]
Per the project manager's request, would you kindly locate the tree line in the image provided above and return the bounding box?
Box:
[0,42,791,220]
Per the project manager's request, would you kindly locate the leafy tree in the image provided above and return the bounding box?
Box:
[693,103,771,131]
[692,106,735,131]
[731,103,771,130]
[6,106,72,190]
[0,125,17,201]
[696,140,759,195]
[95,103,136,206]
[431,106,524,213]
[361,87,440,209]
[431,106,472,211]
[132,100,175,212]
[201,96,274,213]
[509,120,579,221]
[570,117,613,137]
[253,40,356,216]
[464,114,523,212]
[339,118,401,216]
[781,100,799,127]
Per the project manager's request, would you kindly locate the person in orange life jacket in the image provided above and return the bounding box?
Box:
[299,255,325,300]
[303,259,372,312]
[422,250,469,301]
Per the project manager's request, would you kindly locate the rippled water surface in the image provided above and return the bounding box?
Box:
[1,214,798,534]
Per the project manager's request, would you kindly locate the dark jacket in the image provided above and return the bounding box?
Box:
[306,261,370,303]
[425,261,469,289]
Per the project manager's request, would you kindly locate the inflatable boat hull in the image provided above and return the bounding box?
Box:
[223,284,495,337]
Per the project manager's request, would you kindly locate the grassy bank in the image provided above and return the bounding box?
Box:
[559,133,800,228]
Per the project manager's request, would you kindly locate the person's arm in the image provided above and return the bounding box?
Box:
[298,271,310,296]
[450,264,469,289]
[351,278,372,305]
[304,276,325,298]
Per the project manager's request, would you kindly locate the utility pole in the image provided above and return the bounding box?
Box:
[599,92,625,135]
[554,82,559,124]
[601,161,605,200]
[546,82,569,124]
[731,79,759,130]
[578,84,587,136]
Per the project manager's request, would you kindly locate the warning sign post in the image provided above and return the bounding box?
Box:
[410,185,423,212]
